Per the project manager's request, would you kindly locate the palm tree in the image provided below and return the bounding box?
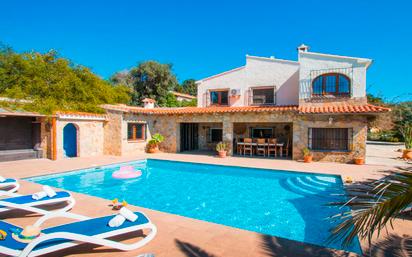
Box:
[330,167,412,247]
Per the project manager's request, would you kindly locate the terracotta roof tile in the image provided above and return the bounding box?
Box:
[142,98,156,103]
[55,111,107,120]
[102,103,390,115]
[298,104,390,114]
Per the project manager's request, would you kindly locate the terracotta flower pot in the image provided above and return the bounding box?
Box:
[303,155,313,163]
[218,150,227,158]
[354,158,364,165]
[402,149,412,160]
[147,145,159,154]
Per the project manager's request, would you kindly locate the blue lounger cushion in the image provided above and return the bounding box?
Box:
[0,178,17,185]
[0,212,149,251]
[0,191,71,207]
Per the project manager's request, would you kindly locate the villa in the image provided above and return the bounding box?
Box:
[98,44,389,163]
[0,46,409,257]
[0,45,390,163]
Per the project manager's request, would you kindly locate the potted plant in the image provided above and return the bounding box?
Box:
[400,124,412,159]
[146,133,164,153]
[302,147,313,163]
[216,142,228,158]
[353,150,365,165]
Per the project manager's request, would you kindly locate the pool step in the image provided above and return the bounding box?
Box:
[282,175,341,197]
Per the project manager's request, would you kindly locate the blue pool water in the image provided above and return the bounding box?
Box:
[26,159,361,253]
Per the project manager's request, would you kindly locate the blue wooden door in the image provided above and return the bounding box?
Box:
[63,123,77,157]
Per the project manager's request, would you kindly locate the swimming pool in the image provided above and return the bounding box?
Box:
[26,159,360,253]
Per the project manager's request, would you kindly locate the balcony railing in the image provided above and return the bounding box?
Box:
[308,67,353,100]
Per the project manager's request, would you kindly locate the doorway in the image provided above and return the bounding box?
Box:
[63,123,78,157]
[180,123,199,152]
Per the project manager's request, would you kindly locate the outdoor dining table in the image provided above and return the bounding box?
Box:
[236,142,285,157]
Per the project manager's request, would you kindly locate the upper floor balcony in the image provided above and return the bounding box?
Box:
[307,67,353,101]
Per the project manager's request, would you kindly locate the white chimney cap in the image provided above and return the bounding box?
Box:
[142,98,156,109]
[142,98,156,103]
[297,44,310,52]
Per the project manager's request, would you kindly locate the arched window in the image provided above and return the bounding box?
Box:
[312,73,350,97]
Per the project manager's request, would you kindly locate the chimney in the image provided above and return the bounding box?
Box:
[142,98,156,109]
[297,44,309,52]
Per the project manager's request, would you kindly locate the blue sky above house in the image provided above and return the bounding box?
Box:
[0,0,411,101]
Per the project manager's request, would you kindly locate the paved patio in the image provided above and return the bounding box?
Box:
[0,153,411,257]
[366,141,409,167]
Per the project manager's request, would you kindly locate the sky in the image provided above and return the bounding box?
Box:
[0,0,411,100]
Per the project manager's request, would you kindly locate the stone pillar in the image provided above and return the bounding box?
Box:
[222,120,234,155]
[292,120,303,160]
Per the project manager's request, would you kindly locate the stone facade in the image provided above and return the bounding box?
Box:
[292,115,368,163]
[39,117,52,159]
[104,110,123,156]
[55,118,105,159]
[106,109,370,163]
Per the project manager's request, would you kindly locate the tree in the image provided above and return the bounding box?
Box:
[128,61,178,106]
[330,168,412,248]
[0,45,130,114]
[109,70,133,88]
[367,93,385,105]
[180,79,197,96]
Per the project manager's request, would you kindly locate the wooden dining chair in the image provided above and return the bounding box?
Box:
[243,138,253,156]
[267,138,277,157]
[283,138,290,157]
[237,138,244,155]
[256,138,266,157]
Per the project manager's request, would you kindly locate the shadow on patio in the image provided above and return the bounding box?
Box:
[175,235,359,257]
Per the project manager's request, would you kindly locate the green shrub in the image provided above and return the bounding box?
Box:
[302,147,312,157]
[148,133,164,146]
[400,124,412,149]
[216,142,228,152]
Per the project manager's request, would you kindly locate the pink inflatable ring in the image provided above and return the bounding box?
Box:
[112,165,142,179]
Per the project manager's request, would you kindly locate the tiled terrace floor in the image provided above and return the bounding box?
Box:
[0,153,411,257]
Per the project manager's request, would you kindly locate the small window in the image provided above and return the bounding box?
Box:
[312,73,350,97]
[251,128,273,139]
[252,87,275,105]
[210,90,229,106]
[208,128,223,142]
[127,123,146,141]
[308,128,353,151]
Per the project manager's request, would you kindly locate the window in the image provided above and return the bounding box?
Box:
[210,90,229,106]
[251,128,273,139]
[209,128,222,142]
[127,123,146,141]
[252,87,275,105]
[312,73,350,97]
[308,128,353,151]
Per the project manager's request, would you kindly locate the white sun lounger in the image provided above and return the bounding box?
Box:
[0,210,157,257]
[0,178,20,194]
[0,191,75,215]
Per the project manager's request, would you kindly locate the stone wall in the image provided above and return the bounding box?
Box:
[292,115,368,163]
[104,110,123,155]
[55,119,105,159]
[39,117,52,159]
[198,122,222,151]
[106,110,369,163]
